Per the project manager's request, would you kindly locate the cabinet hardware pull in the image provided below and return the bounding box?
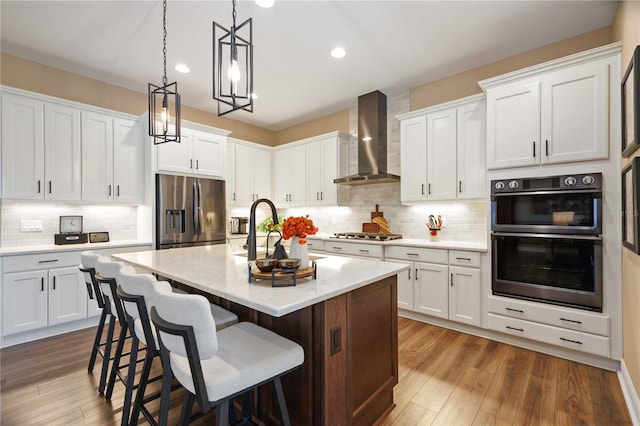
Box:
[317,192,320,200]
[38,180,41,193]
[459,180,462,193]
[533,141,536,158]
[190,159,193,169]
[421,184,425,195]
[428,183,431,195]
[41,277,44,292]
[196,160,199,169]
[359,249,369,253]
[450,272,454,286]
[545,140,549,156]
[559,317,582,324]
[38,259,58,264]
[406,253,419,256]
[49,181,52,194]
[321,191,323,200]
[53,276,56,290]
[332,246,342,250]
[408,269,411,279]
[233,192,236,201]
[108,184,112,196]
[117,185,120,196]
[415,268,418,280]
[505,307,524,313]
[506,325,524,332]
[455,257,471,261]
[560,337,583,345]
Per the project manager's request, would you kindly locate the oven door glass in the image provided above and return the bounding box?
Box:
[492,191,601,235]
[492,233,602,311]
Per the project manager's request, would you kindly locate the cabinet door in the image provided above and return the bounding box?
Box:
[113,117,143,203]
[273,148,291,205]
[82,111,114,201]
[318,138,339,205]
[427,109,457,200]
[414,262,448,318]
[234,144,255,205]
[449,266,481,326]
[400,115,427,202]
[541,60,609,165]
[307,142,324,205]
[226,142,237,206]
[48,267,87,326]
[457,100,486,199]
[44,103,82,200]
[289,145,306,205]
[253,147,272,201]
[1,93,45,200]
[395,260,414,310]
[193,131,225,178]
[486,82,540,169]
[2,270,48,335]
[156,128,193,174]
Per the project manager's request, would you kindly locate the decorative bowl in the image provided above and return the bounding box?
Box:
[255,258,278,272]
[279,258,301,270]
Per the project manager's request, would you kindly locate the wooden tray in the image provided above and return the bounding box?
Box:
[248,262,317,287]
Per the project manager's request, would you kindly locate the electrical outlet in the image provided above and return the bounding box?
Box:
[20,219,43,232]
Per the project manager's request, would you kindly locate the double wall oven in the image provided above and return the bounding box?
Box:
[491,173,603,312]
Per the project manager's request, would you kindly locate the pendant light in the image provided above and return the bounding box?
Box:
[213,0,253,116]
[148,0,181,144]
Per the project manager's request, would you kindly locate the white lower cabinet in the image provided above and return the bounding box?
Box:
[487,295,610,357]
[324,241,384,259]
[386,246,482,327]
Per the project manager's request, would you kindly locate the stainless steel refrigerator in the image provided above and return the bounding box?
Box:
[156,174,226,249]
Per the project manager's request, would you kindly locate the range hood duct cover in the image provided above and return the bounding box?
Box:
[334,90,400,185]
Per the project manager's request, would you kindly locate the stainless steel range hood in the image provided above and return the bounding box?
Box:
[334,90,400,185]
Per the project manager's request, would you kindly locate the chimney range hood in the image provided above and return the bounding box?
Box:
[333,90,400,185]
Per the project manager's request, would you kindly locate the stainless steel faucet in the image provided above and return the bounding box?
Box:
[247,198,279,261]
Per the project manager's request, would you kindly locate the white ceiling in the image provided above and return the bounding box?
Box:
[0,1,617,131]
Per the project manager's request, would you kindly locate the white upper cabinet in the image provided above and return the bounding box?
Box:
[482,46,618,170]
[228,140,272,206]
[398,94,486,203]
[306,133,349,206]
[156,125,226,178]
[2,93,81,200]
[274,144,306,206]
[82,112,143,203]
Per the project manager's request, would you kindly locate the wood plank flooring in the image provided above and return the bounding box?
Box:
[0,317,632,425]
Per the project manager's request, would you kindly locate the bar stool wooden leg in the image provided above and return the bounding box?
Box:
[88,308,107,373]
[214,400,229,426]
[99,315,116,395]
[179,392,195,426]
[105,324,129,401]
[119,333,139,426]
[130,349,154,426]
[273,377,291,426]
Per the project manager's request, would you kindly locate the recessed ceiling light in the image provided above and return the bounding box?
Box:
[175,63,190,73]
[255,0,274,8]
[331,47,346,59]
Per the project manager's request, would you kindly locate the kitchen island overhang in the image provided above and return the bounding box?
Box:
[113,245,408,425]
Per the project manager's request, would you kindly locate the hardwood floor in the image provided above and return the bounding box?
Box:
[0,317,632,425]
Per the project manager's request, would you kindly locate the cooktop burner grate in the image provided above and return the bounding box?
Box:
[332,232,403,241]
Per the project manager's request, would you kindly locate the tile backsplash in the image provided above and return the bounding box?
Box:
[1,201,139,247]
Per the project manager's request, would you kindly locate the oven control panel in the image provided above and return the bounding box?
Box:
[491,173,602,194]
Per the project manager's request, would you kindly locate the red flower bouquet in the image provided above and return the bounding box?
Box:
[281,216,318,245]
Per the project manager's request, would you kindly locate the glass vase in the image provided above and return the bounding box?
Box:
[289,236,309,269]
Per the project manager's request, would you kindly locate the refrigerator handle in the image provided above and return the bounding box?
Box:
[192,182,199,235]
[198,182,204,236]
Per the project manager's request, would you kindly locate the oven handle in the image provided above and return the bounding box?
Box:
[491,189,602,198]
[491,232,603,242]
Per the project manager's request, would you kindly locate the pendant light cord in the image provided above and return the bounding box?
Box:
[162,0,168,86]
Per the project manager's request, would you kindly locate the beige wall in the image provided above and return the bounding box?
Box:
[0,53,276,145]
[410,27,613,110]
[274,109,350,145]
[614,0,640,404]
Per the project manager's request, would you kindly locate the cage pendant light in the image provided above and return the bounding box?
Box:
[213,0,253,116]
[148,0,181,144]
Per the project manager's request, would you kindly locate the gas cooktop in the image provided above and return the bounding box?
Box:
[332,232,402,241]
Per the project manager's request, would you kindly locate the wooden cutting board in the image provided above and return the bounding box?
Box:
[372,216,391,234]
[371,204,384,220]
[362,223,380,233]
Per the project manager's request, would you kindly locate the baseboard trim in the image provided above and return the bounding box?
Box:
[619,359,640,425]
[1,316,100,348]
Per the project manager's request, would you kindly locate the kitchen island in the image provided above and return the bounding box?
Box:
[113,245,409,426]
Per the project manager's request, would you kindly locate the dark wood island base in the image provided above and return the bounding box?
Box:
[204,276,398,425]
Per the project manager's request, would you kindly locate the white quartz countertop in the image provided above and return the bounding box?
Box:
[308,235,488,252]
[112,245,409,317]
[0,240,153,256]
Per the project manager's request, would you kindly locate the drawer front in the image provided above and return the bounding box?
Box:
[3,251,81,272]
[448,251,481,268]
[385,246,448,264]
[325,241,383,259]
[488,313,610,358]
[306,239,325,252]
[488,296,609,336]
